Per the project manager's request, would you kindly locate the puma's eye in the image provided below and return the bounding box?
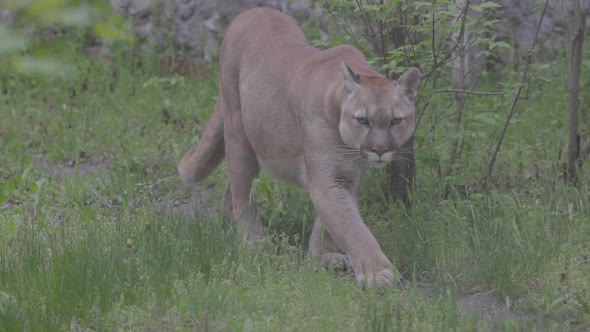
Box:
[356,116,369,125]
[391,117,403,126]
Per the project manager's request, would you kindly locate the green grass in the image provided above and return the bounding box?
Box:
[0,47,589,331]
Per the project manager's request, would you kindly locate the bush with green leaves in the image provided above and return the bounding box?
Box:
[0,0,131,78]
[314,1,571,194]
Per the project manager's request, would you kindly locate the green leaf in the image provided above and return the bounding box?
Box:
[15,56,76,78]
[52,6,93,26]
[0,24,28,54]
[1,0,36,10]
[29,181,38,194]
[93,22,134,42]
[5,179,16,192]
[489,41,511,51]
[472,1,501,10]
[26,0,68,19]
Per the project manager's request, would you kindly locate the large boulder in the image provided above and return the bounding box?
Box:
[495,0,573,63]
[109,0,588,65]
[109,0,322,61]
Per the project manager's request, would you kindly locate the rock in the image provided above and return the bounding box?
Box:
[0,9,14,25]
[108,0,323,60]
[108,0,588,66]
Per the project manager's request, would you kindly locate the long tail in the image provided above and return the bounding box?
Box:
[178,100,225,184]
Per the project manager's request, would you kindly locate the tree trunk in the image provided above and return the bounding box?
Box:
[389,137,415,208]
[566,0,587,185]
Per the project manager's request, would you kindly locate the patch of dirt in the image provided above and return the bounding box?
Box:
[160,182,224,222]
[38,155,111,180]
[456,290,520,323]
[416,284,530,328]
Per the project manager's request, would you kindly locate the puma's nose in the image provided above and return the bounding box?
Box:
[371,146,389,156]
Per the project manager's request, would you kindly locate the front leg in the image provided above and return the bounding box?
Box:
[308,184,395,289]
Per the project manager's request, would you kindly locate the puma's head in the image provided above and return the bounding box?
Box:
[338,63,420,168]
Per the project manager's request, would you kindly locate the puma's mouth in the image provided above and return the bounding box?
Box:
[371,160,388,169]
[362,150,395,167]
[363,154,394,169]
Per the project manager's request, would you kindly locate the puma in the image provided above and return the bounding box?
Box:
[178,8,420,288]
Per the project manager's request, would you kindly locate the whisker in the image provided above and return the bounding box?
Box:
[334,145,372,166]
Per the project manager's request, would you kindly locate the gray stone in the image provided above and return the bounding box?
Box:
[108,0,588,64]
[0,9,15,25]
[108,0,322,59]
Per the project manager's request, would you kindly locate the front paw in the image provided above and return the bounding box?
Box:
[356,269,396,290]
[322,252,353,274]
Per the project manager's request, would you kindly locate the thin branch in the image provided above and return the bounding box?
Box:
[483,0,550,186]
[432,10,437,66]
[355,0,375,43]
[322,4,364,52]
[433,89,506,96]
[418,23,464,82]
[379,0,388,75]
[446,0,471,198]
[455,0,470,55]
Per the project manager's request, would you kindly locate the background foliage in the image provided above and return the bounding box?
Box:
[0,0,589,330]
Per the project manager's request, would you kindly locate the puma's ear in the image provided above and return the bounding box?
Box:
[340,62,360,94]
[398,67,420,102]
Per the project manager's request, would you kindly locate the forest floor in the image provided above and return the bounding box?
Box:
[1,50,588,331]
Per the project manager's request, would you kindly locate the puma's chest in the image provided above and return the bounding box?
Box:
[257,156,308,188]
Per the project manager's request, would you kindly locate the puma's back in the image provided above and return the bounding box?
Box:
[216,8,324,187]
[178,8,316,185]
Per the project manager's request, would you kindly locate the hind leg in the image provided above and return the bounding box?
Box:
[220,96,263,241]
[224,126,262,240]
[221,183,232,223]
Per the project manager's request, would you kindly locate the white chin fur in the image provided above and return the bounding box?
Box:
[367,152,394,162]
[370,161,388,169]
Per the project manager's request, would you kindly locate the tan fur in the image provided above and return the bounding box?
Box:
[178,8,420,289]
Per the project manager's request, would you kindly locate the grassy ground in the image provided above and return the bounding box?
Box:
[1,47,589,331]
